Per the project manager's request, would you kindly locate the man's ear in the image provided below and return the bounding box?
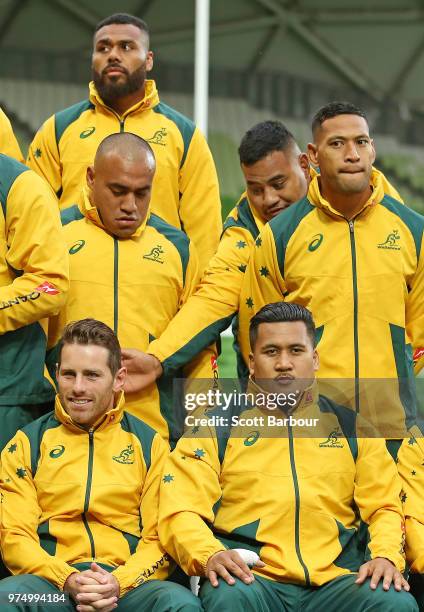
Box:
[248,353,255,378]
[298,152,310,180]
[370,139,376,165]
[113,366,126,393]
[146,50,154,73]
[307,143,319,166]
[86,166,95,190]
[313,349,319,372]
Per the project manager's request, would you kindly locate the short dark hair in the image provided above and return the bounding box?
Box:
[95,13,149,41]
[57,319,121,376]
[238,120,297,166]
[249,302,316,350]
[312,101,367,136]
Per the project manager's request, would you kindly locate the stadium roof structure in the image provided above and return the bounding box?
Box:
[1,0,424,112]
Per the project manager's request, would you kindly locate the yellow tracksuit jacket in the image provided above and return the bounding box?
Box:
[0,109,23,162]
[148,167,405,378]
[0,392,171,594]
[47,192,215,441]
[238,169,424,432]
[159,382,405,585]
[397,424,424,574]
[27,80,221,274]
[0,154,68,405]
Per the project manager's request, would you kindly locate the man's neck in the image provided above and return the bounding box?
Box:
[319,180,373,220]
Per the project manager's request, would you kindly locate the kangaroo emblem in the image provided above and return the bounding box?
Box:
[319,428,344,448]
[113,444,135,464]
[143,245,164,264]
[146,128,167,146]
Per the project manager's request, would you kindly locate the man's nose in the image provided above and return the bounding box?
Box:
[121,193,137,212]
[345,142,360,162]
[72,374,87,394]
[275,351,293,370]
[263,186,280,206]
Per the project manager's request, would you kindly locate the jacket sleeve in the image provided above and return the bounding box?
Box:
[158,428,226,575]
[406,228,424,362]
[27,116,62,198]
[0,170,69,334]
[112,434,172,595]
[0,431,76,588]
[354,437,405,570]
[178,127,222,275]
[149,226,253,375]
[0,109,23,162]
[397,429,424,573]
[238,223,287,363]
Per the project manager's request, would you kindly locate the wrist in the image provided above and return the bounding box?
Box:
[147,353,163,378]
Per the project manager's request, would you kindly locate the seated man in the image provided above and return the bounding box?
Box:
[47,132,215,443]
[398,424,424,610]
[159,302,417,611]
[0,318,202,612]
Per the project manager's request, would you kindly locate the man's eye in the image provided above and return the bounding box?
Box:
[331,141,343,148]
[272,181,285,190]
[357,139,369,145]
[122,43,132,51]
[97,46,109,53]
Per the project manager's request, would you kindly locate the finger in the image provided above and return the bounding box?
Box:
[77,584,115,597]
[369,567,384,590]
[401,576,410,592]
[382,567,395,591]
[215,563,236,586]
[76,592,104,604]
[76,596,117,611]
[76,574,105,586]
[391,571,403,592]
[90,596,118,610]
[254,560,266,568]
[355,564,371,584]
[230,552,254,578]
[208,569,219,588]
[91,562,109,575]
[226,559,253,584]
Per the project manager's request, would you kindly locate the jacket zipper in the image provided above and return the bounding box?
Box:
[288,424,310,585]
[348,220,360,413]
[120,119,125,132]
[82,428,96,559]
[114,238,118,334]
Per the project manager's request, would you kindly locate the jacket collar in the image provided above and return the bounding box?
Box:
[54,390,126,433]
[307,167,384,219]
[89,79,160,119]
[240,192,266,234]
[78,188,149,238]
[247,377,319,415]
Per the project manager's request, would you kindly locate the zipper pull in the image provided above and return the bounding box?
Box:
[120,120,124,132]
[349,220,354,233]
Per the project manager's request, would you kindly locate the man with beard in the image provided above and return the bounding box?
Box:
[238,102,424,436]
[27,12,221,274]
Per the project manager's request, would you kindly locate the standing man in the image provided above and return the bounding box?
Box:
[159,302,416,612]
[0,153,68,451]
[0,108,23,161]
[121,119,401,389]
[238,102,424,434]
[28,12,221,274]
[122,121,310,388]
[47,133,215,443]
[0,318,202,612]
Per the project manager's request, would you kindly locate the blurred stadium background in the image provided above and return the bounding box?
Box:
[1,0,423,377]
